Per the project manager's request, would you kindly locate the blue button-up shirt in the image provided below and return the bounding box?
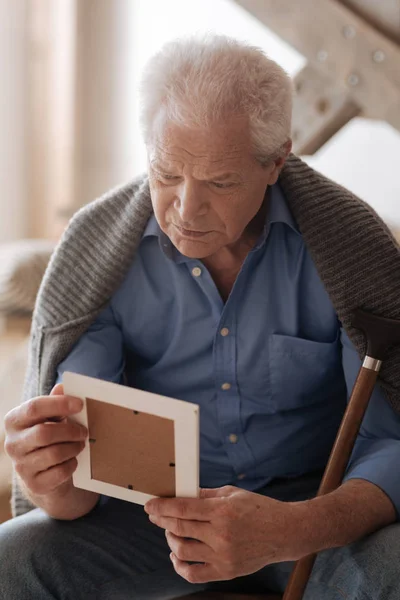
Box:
[57,182,400,516]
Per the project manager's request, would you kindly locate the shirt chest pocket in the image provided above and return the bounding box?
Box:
[268,333,344,412]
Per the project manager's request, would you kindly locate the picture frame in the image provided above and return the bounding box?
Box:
[63,372,200,505]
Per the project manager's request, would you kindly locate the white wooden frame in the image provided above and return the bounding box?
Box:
[63,372,200,505]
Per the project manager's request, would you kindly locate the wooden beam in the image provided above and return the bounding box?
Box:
[292,64,360,155]
[234,0,400,132]
[341,0,400,44]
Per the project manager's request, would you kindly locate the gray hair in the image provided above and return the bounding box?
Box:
[139,34,293,165]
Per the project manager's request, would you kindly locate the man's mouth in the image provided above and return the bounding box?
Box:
[174,225,210,238]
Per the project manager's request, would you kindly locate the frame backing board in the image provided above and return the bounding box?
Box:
[63,372,199,505]
[86,398,176,497]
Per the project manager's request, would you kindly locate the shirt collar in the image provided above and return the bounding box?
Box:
[254,180,300,250]
[141,181,300,260]
[142,215,178,260]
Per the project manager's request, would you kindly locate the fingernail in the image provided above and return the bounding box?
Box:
[69,398,83,412]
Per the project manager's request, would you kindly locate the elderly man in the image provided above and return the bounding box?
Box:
[1,35,400,600]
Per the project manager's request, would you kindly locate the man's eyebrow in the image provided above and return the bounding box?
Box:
[150,160,178,174]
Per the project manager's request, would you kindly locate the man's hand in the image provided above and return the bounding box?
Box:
[145,479,396,585]
[4,383,99,520]
[4,383,88,497]
[144,485,308,584]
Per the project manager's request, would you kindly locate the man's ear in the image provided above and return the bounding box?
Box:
[268,139,292,185]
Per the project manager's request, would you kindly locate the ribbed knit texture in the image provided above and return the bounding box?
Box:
[11,154,400,517]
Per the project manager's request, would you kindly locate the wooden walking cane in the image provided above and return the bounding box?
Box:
[283,308,400,600]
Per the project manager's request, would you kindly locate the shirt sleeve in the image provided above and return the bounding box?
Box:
[56,302,125,385]
[341,327,400,519]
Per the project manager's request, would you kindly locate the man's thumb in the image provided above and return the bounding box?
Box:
[50,383,64,396]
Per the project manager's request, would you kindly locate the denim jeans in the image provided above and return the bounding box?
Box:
[0,471,398,599]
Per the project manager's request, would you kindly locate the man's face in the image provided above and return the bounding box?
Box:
[147,111,283,259]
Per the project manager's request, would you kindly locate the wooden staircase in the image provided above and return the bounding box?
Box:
[234,0,400,156]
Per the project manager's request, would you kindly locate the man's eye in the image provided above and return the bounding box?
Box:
[211,182,235,189]
[153,171,179,182]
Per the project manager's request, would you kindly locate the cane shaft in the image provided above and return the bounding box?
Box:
[318,366,377,495]
[282,366,378,600]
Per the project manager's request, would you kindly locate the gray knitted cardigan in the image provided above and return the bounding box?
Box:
[11,154,400,517]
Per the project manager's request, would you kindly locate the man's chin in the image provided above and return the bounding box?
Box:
[172,237,217,259]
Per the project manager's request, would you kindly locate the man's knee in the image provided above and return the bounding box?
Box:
[352,523,400,577]
[1,511,40,564]
[312,523,400,599]
[0,509,65,590]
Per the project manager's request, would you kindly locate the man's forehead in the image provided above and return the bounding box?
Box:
[149,112,251,163]
[150,155,245,181]
[149,142,248,172]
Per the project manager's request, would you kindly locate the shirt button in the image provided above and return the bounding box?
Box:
[237,473,246,480]
[229,434,238,444]
[221,382,231,391]
[220,327,230,336]
[192,267,202,277]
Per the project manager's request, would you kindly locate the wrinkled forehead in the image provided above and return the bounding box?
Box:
[149,143,248,174]
[148,112,253,174]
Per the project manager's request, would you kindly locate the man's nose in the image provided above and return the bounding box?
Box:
[175,181,206,222]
